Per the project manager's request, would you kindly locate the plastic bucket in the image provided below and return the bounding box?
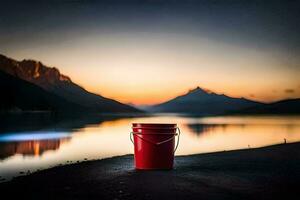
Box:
[130,123,180,169]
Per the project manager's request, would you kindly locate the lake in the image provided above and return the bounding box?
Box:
[1,114,300,181]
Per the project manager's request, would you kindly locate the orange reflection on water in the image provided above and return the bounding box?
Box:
[0,139,70,159]
[183,122,300,154]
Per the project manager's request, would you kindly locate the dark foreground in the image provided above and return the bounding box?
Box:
[1,143,300,200]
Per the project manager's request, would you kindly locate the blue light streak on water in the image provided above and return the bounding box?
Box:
[0,131,71,142]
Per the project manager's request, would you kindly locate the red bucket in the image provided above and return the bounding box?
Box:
[130,123,180,169]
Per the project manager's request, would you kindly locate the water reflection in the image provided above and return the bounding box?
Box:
[183,120,300,153]
[186,123,221,135]
[0,138,70,159]
[0,114,299,181]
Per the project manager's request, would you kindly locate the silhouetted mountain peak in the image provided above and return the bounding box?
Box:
[0,54,141,113]
[148,86,262,114]
[20,59,72,83]
[0,55,72,89]
[187,86,214,95]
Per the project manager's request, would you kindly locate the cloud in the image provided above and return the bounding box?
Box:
[284,89,295,93]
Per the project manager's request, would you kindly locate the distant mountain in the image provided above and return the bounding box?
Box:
[236,98,300,114]
[0,54,140,113]
[147,87,263,115]
[0,70,85,112]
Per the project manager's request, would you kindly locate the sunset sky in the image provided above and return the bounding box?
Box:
[1,0,300,105]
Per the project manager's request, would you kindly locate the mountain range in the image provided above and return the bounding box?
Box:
[1,54,299,115]
[147,87,262,115]
[146,87,300,115]
[0,54,140,113]
[235,98,300,114]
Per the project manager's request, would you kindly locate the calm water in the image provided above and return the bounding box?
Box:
[1,114,300,181]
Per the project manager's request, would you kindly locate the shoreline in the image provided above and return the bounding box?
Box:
[1,142,299,199]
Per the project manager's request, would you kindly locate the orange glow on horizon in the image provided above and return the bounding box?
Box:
[6,33,300,105]
[83,82,300,105]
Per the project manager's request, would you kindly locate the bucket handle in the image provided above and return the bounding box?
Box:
[130,127,181,153]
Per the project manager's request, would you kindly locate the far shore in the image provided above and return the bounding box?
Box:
[0,142,299,200]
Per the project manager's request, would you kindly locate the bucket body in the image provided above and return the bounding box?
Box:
[131,123,178,169]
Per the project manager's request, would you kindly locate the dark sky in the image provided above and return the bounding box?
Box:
[1,0,300,52]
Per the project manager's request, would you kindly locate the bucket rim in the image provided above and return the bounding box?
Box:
[132,123,177,128]
[132,132,178,135]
